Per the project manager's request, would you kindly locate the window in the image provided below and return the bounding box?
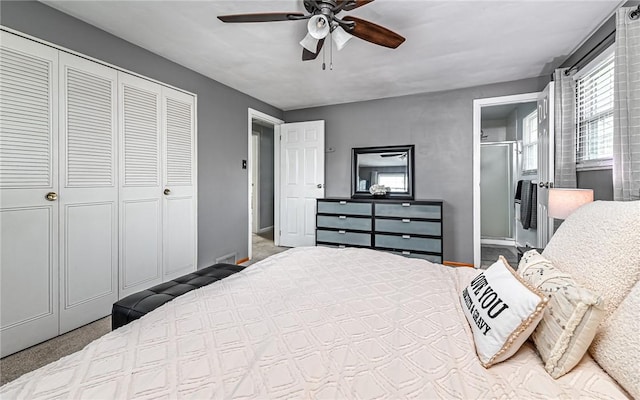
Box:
[575,50,614,169]
[378,173,407,191]
[522,109,538,172]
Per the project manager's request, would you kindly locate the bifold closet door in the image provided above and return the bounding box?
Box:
[58,53,118,333]
[118,73,163,298]
[162,87,196,281]
[0,32,59,357]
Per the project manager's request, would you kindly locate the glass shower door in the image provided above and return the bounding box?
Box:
[481,142,515,240]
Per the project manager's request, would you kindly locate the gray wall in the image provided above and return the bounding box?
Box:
[0,1,284,267]
[285,77,548,264]
[252,123,275,230]
[577,169,614,201]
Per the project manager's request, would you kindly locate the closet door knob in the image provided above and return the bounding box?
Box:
[163,188,171,195]
[45,192,58,201]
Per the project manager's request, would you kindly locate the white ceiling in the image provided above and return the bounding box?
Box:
[43,0,623,111]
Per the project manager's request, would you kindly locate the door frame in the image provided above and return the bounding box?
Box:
[251,131,260,234]
[247,108,283,260]
[472,92,540,268]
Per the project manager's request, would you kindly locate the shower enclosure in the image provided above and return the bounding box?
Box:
[481,141,517,243]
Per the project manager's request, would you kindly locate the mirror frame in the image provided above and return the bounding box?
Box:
[351,144,415,199]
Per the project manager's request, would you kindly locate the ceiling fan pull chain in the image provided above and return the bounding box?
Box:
[322,41,326,70]
[330,31,333,70]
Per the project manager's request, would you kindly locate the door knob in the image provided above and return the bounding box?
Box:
[164,188,171,195]
[45,192,58,201]
[316,183,323,189]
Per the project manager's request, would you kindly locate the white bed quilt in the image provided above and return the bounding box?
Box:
[1,247,628,399]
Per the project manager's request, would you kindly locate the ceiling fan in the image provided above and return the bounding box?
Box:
[217,0,405,61]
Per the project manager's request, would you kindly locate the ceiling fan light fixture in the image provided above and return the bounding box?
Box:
[307,15,330,39]
[299,33,319,53]
[332,26,352,51]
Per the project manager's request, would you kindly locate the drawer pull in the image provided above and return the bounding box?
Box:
[402,235,411,239]
[402,203,411,207]
[339,201,347,205]
[402,251,411,255]
[338,230,346,234]
[339,215,347,219]
[402,219,410,223]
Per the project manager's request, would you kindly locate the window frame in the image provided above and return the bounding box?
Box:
[573,45,615,172]
[521,109,538,174]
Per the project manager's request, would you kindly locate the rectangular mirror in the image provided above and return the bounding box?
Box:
[351,145,415,199]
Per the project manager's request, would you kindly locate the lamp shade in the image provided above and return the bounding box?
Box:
[307,15,330,39]
[547,188,594,219]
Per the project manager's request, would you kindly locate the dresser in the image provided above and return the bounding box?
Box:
[316,198,444,263]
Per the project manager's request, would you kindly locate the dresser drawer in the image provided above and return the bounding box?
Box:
[375,218,441,236]
[388,250,442,264]
[375,203,441,219]
[318,200,372,216]
[375,234,441,253]
[317,229,372,246]
[317,215,372,231]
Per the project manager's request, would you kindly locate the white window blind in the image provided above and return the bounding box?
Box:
[522,110,538,172]
[575,52,614,168]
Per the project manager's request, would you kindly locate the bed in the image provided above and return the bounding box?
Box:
[1,200,638,399]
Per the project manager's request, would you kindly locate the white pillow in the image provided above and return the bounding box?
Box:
[460,256,548,367]
[519,250,605,378]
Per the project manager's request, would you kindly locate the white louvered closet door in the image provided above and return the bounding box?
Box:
[58,53,118,333]
[162,87,196,281]
[118,73,163,298]
[0,32,59,357]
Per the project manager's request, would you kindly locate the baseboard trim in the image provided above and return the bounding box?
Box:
[481,238,515,246]
[236,257,249,265]
[443,261,475,268]
[257,226,273,234]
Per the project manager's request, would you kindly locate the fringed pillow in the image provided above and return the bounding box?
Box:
[460,256,548,367]
[519,250,605,378]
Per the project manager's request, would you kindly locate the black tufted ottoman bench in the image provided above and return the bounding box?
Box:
[111,263,245,330]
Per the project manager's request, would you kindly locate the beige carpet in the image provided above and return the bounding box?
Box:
[0,234,287,386]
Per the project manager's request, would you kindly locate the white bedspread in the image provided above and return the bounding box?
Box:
[1,247,628,399]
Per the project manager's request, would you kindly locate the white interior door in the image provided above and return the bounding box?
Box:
[537,82,555,247]
[119,73,163,298]
[58,52,119,333]
[0,32,59,357]
[279,120,325,247]
[161,86,196,281]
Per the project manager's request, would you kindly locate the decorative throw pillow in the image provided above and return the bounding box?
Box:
[460,256,548,367]
[518,250,605,379]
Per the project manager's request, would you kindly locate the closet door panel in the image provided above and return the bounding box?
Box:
[58,53,118,333]
[0,32,59,357]
[119,73,163,298]
[162,87,196,280]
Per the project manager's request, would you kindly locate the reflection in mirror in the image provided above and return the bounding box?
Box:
[351,145,414,199]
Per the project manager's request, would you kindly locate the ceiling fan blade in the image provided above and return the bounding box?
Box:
[342,0,374,11]
[218,12,304,23]
[302,38,325,61]
[342,16,405,49]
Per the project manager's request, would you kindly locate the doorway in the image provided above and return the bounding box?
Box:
[247,109,285,263]
[473,93,542,268]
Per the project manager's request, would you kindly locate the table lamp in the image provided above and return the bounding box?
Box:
[547,188,594,220]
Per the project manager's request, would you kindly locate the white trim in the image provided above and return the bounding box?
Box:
[481,238,516,247]
[247,108,283,261]
[473,92,540,268]
[0,26,197,99]
[257,226,274,235]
